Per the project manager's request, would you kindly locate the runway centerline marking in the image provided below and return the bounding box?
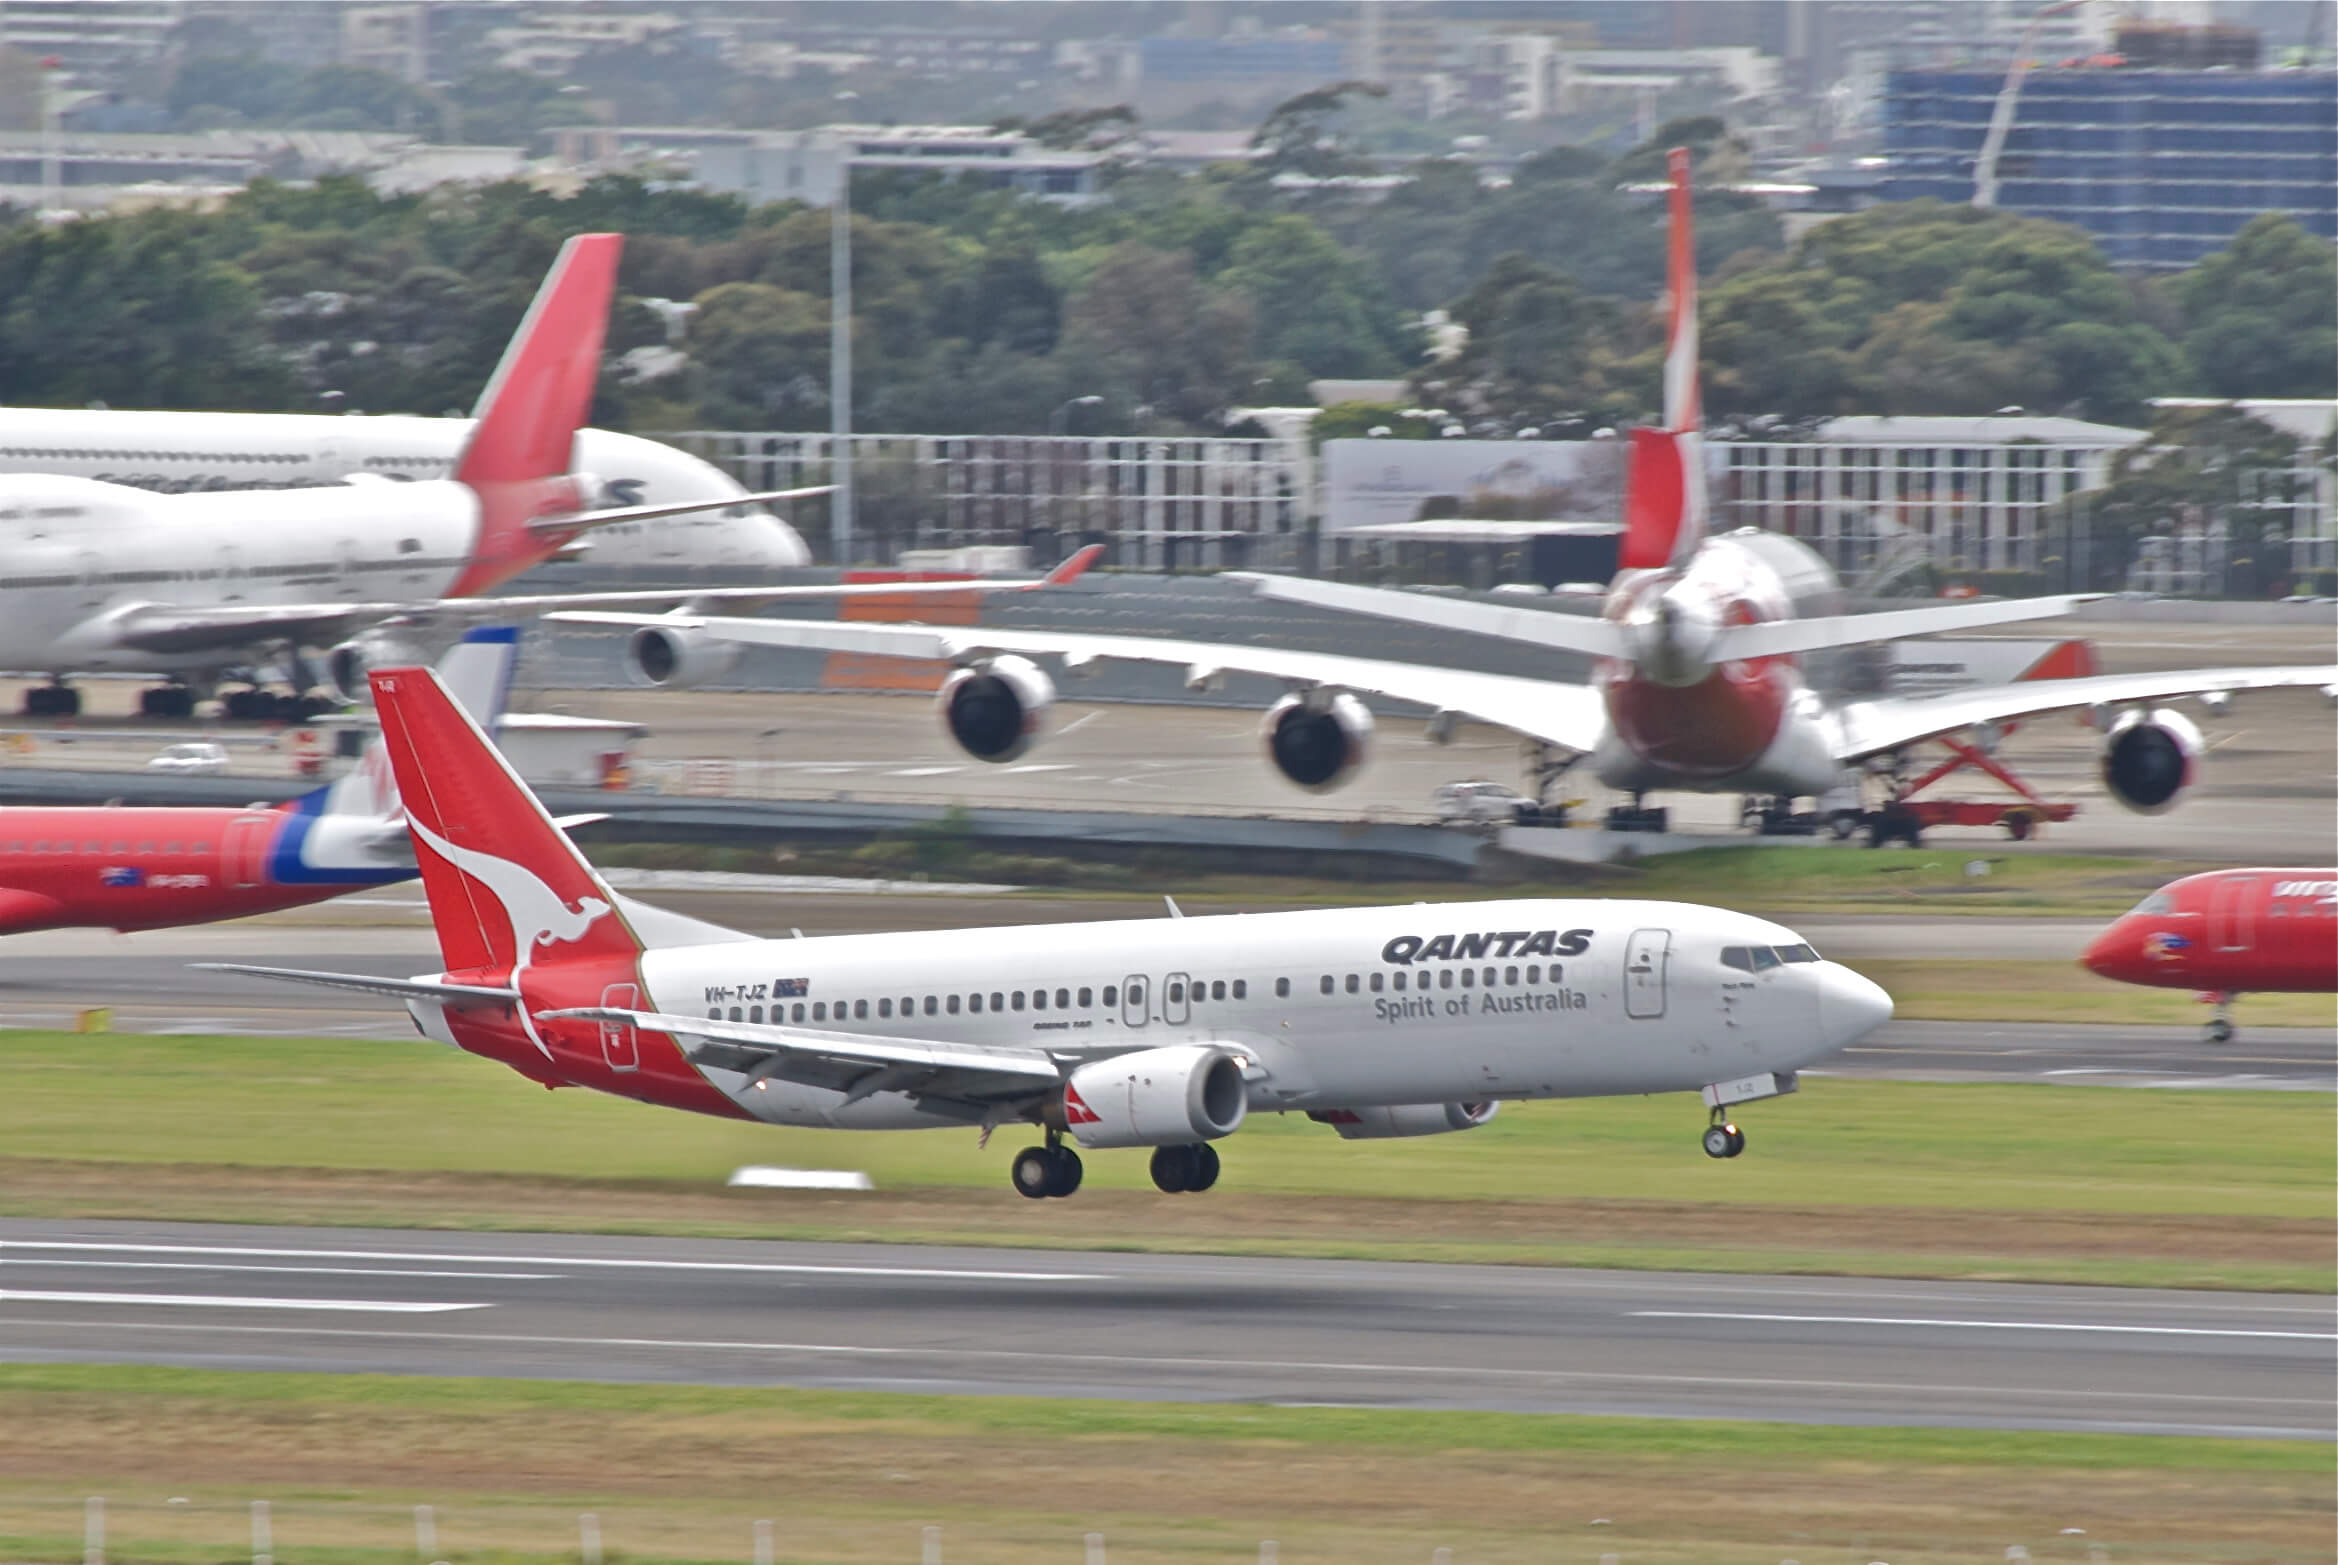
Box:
[0,1259,555,1280]
[0,1242,1102,1283]
[1634,1311,2337,1341]
[1,1319,2324,1413]
[0,1291,487,1314]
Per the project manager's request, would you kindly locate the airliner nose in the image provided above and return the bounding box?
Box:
[2079,922,2130,980]
[1817,962,1893,1051]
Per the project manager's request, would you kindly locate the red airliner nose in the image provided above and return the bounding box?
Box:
[2080,919,2144,983]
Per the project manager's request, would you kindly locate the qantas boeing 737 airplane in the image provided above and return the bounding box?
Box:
[557,151,2335,837]
[207,663,1895,1189]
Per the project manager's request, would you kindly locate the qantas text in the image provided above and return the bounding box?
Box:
[1381,929,1592,965]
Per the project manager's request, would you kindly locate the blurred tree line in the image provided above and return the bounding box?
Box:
[0,108,2327,437]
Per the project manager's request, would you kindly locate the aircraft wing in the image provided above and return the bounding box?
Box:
[1229,573,1629,660]
[1831,664,2338,762]
[189,963,519,1006]
[545,610,1612,754]
[1713,595,2102,661]
[540,1005,1066,1105]
[524,485,833,538]
[92,546,1105,656]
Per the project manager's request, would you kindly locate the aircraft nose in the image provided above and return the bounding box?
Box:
[2079,922,2129,980]
[1817,962,1894,1051]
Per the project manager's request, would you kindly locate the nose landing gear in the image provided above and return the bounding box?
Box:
[1700,1113,1746,1159]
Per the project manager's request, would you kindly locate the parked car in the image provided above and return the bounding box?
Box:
[145,741,229,776]
[1433,779,1534,825]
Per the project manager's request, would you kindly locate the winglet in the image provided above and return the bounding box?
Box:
[1041,543,1105,587]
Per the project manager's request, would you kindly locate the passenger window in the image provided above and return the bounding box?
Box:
[1344,974,1359,994]
[138,842,154,854]
[853,999,868,1019]
[1368,973,1383,993]
[947,994,961,1014]
[749,1005,763,1023]
[1482,967,1496,986]
[1721,948,1754,973]
[1460,968,1474,988]
[1012,991,1026,1011]
[1504,965,1518,985]
[706,1008,720,1020]
[1231,979,1246,999]
[813,1002,827,1021]
[878,998,892,1018]
[1393,971,1407,991]
[1168,981,1184,1005]
[1749,947,1781,973]
[1103,985,1118,1007]
[1078,987,1092,1007]
[1057,988,1071,1008]
[729,1007,743,1022]
[924,996,938,1016]
[1439,969,1454,990]
[1211,980,1226,1001]
[792,1003,806,1022]
[969,994,983,1013]
[991,992,1003,1011]
[1275,977,1290,998]
[165,842,180,854]
[1127,981,1144,1007]
[1031,989,1046,1010]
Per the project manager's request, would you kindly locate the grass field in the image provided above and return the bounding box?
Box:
[0,1365,2326,1565]
[3,1030,2328,1289]
[1854,958,2335,1025]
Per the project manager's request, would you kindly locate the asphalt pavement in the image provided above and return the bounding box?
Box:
[0,1220,2326,1439]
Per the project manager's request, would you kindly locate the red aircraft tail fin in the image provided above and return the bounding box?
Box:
[367,664,638,979]
[1619,147,1708,574]
[445,233,624,596]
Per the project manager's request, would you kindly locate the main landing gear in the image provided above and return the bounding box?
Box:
[1605,793,1669,834]
[138,685,198,720]
[2202,992,2237,1046]
[1150,1142,1221,1194]
[21,682,79,718]
[1701,1111,1747,1160]
[1011,1130,1084,1199]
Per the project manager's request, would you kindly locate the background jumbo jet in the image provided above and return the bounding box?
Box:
[559,150,2334,838]
[0,232,1083,724]
[0,627,531,934]
[2082,867,2336,1043]
[206,663,1893,1188]
[0,407,814,574]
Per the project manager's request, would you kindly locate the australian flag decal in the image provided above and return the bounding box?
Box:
[100,865,145,887]
[774,977,808,998]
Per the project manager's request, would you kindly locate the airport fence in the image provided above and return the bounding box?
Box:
[8,1493,2123,1565]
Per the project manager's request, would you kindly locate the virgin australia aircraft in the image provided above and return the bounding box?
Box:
[203,663,1896,1194]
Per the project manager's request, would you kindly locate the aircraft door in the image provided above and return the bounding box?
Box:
[2212,875,2259,951]
[1624,928,1670,1020]
[1164,971,1192,1026]
[223,813,275,889]
[599,983,640,1072]
[1121,975,1149,1028]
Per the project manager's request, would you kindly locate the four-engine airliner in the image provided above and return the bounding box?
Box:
[203,663,1895,1189]
[554,150,2335,839]
[2082,868,2337,1042]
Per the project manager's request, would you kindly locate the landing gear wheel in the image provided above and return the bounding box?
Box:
[1702,1123,1744,1160]
[1724,1125,1746,1157]
[2204,1016,2235,1045]
[1151,1143,1218,1193]
[1011,1146,1055,1200]
[1828,811,1861,841]
[1043,1145,1084,1197]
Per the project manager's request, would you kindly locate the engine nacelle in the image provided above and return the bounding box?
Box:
[2100,707,2202,814]
[627,621,743,689]
[1260,690,1373,792]
[1060,1044,1247,1149]
[1307,1101,1499,1140]
[324,629,432,704]
[937,655,1054,762]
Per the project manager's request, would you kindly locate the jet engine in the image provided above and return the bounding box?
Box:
[937,655,1054,762]
[1308,1101,1499,1139]
[324,628,436,704]
[1058,1044,1247,1149]
[626,621,742,689]
[2100,707,2202,814]
[1261,691,1373,792]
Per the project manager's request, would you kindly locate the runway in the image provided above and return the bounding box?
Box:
[0,1220,2325,1439]
[1,915,2329,1087]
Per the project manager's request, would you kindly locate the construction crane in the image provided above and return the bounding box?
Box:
[1974,0,2087,208]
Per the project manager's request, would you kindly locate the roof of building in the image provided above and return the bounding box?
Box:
[1812,414,2147,446]
[2150,398,2338,445]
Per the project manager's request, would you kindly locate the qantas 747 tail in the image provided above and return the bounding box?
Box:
[1619,147,1708,573]
[368,664,640,978]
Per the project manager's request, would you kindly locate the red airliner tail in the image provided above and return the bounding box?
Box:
[445,233,624,596]
[1619,148,1708,574]
[367,664,638,978]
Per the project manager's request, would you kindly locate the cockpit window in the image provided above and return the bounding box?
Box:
[2131,892,2174,916]
[1776,943,1820,963]
[1721,947,1754,972]
[1748,946,1782,972]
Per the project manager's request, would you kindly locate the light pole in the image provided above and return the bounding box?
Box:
[1049,394,1103,436]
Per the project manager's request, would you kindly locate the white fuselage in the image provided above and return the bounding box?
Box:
[0,409,809,572]
[585,898,1890,1131]
[0,473,486,676]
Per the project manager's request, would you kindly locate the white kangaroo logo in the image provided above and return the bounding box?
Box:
[410,816,612,1059]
